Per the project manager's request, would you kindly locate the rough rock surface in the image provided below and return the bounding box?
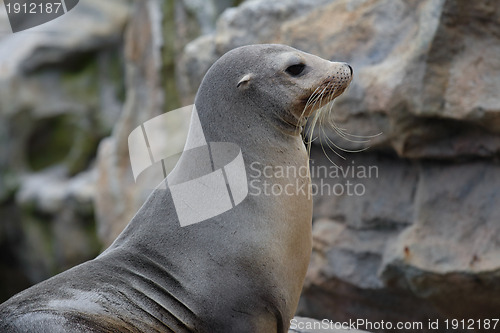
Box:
[180,0,500,157]
[281,0,500,159]
[94,0,166,246]
[175,0,500,330]
[95,0,242,246]
[177,0,336,104]
[0,0,130,301]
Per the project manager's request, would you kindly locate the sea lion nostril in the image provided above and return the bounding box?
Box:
[348,65,353,76]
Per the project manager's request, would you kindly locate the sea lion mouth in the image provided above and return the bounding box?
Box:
[297,71,354,155]
[303,76,350,110]
[297,75,351,125]
[297,68,382,161]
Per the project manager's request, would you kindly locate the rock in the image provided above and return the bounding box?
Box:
[177,34,218,105]
[16,167,95,215]
[300,151,441,325]
[175,0,242,45]
[0,0,130,301]
[301,149,500,323]
[179,0,500,158]
[280,0,500,158]
[0,0,130,196]
[13,167,100,282]
[95,0,241,246]
[94,0,165,247]
[0,205,32,303]
[380,159,500,320]
[94,0,197,246]
[177,0,336,103]
[214,0,335,54]
[0,0,129,75]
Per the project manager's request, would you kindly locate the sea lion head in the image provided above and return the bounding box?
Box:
[195,44,352,140]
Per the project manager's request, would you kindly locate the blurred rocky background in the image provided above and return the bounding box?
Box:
[1,0,499,332]
[0,0,130,301]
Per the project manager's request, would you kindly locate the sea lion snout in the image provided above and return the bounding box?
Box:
[300,61,353,115]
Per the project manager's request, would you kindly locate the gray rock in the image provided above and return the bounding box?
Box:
[94,0,165,246]
[301,152,500,323]
[0,0,130,192]
[214,0,335,54]
[94,0,193,246]
[301,152,439,324]
[16,166,95,215]
[177,0,241,37]
[179,0,500,158]
[0,1,129,75]
[380,160,500,319]
[177,34,218,105]
[177,0,336,103]
[95,0,241,245]
[0,0,130,300]
[281,0,500,158]
[9,166,100,285]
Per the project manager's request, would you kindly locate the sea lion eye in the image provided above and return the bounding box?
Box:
[285,64,306,76]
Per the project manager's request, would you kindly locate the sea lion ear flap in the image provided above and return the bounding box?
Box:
[237,74,253,89]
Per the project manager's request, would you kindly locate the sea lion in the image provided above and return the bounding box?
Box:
[0,44,352,332]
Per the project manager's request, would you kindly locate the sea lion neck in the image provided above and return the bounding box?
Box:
[191,100,305,163]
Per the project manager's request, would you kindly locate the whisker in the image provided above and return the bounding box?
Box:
[306,84,330,155]
[300,86,323,125]
[307,107,322,155]
[319,108,350,158]
[301,72,382,165]
[325,100,382,141]
[328,115,382,140]
[301,86,324,150]
[319,123,342,167]
[335,130,384,139]
[322,124,371,153]
[328,124,371,144]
